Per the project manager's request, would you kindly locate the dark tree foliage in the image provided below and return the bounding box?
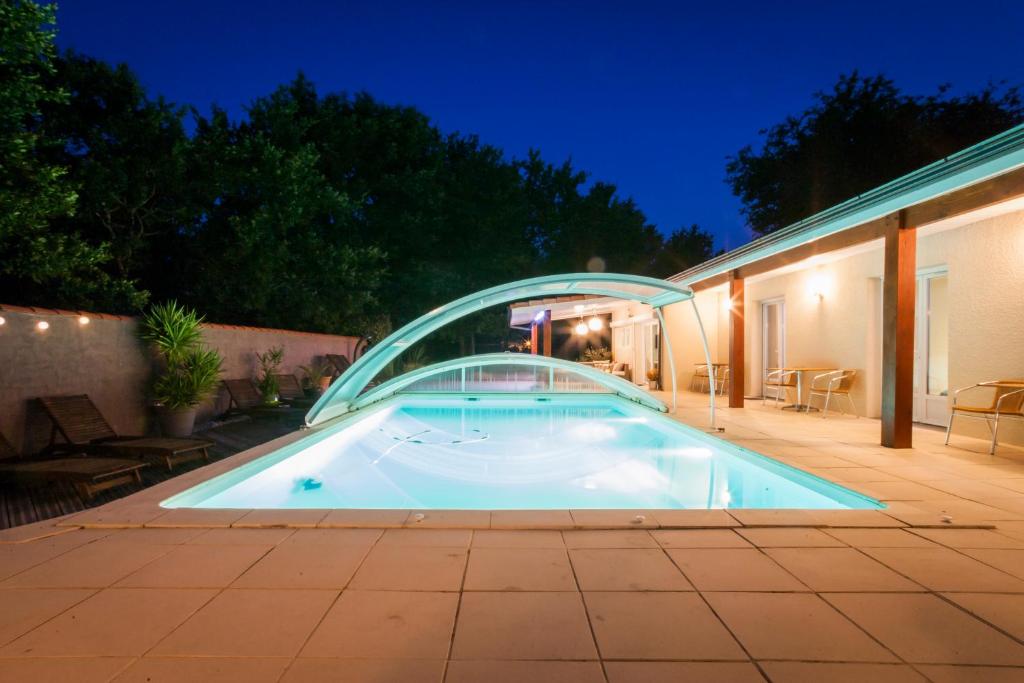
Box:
[727,73,1024,235]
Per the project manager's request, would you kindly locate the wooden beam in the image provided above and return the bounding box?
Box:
[905,165,1024,227]
[542,310,552,357]
[530,321,538,355]
[881,212,916,448]
[728,273,745,408]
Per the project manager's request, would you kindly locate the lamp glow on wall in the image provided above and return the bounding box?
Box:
[36,320,50,331]
[807,272,828,301]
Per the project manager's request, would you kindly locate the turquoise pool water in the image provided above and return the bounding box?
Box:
[163,397,883,510]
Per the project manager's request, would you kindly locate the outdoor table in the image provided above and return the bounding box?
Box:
[695,362,728,393]
[771,367,837,412]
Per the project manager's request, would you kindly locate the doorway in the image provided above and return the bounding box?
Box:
[914,269,950,426]
[761,299,786,396]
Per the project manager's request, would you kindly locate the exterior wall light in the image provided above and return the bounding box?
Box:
[574,321,589,336]
[78,315,90,325]
[0,316,5,326]
[36,320,50,331]
[807,273,827,301]
[587,316,603,331]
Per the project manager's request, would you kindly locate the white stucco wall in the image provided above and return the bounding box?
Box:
[661,207,1024,446]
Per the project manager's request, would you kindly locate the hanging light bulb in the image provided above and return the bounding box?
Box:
[574,321,588,336]
[587,316,603,331]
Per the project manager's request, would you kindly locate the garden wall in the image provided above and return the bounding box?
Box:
[0,305,359,455]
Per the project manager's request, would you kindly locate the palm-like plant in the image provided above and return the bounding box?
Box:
[140,302,223,409]
[256,346,285,405]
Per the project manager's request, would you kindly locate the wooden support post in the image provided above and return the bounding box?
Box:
[881,211,916,448]
[728,273,745,408]
[530,321,538,355]
[542,310,552,357]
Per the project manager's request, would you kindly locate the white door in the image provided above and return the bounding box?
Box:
[761,299,786,395]
[632,321,659,387]
[913,270,950,426]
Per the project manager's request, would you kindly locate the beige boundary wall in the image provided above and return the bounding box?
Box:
[0,305,359,454]
[661,208,1024,447]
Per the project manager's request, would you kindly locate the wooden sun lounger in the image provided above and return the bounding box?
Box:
[273,374,316,408]
[221,379,305,420]
[37,395,212,472]
[326,353,351,376]
[0,433,147,500]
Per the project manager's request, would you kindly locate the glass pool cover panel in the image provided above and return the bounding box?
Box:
[164,397,883,510]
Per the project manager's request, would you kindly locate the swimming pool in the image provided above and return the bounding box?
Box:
[163,396,883,510]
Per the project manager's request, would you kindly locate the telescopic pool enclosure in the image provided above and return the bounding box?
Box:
[305,273,717,427]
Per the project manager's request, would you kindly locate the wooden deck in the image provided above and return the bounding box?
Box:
[0,417,300,530]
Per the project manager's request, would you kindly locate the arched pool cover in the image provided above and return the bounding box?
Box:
[306,273,712,427]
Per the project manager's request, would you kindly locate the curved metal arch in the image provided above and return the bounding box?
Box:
[306,273,695,426]
[351,353,668,413]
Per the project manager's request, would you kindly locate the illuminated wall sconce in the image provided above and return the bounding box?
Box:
[78,315,90,325]
[0,315,5,326]
[36,320,50,331]
[807,273,827,301]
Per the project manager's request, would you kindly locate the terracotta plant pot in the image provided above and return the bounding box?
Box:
[158,406,197,438]
[318,376,331,393]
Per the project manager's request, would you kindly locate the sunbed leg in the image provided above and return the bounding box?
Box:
[944,413,954,445]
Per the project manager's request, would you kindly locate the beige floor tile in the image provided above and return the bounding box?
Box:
[318,509,410,528]
[815,510,907,527]
[97,528,205,544]
[824,528,937,547]
[570,548,692,591]
[825,593,1024,665]
[917,665,1024,682]
[280,528,382,546]
[0,588,215,656]
[562,530,657,548]
[64,504,166,528]
[145,508,249,528]
[584,591,745,660]
[862,547,1024,591]
[570,509,659,528]
[959,548,1024,580]
[0,588,94,647]
[446,660,605,683]
[113,657,289,682]
[604,661,765,683]
[647,509,740,527]
[349,546,467,591]
[189,528,296,545]
[2,541,172,588]
[758,662,925,682]
[764,547,922,591]
[0,657,132,682]
[116,543,270,588]
[727,509,824,526]
[403,510,490,528]
[705,592,896,662]
[943,593,1024,640]
[471,530,565,548]
[378,529,472,547]
[281,658,445,682]
[301,590,457,658]
[0,530,110,582]
[651,529,752,548]
[464,547,575,591]
[232,543,369,588]
[910,529,1024,549]
[451,591,597,660]
[490,510,575,529]
[666,548,807,591]
[233,509,328,528]
[737,527,846,547]
[150,588,336,657]
[859,481,954,500]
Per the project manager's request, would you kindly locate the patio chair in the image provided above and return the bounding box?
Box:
[36,395,211,472]
[326,354,351,376]
[805,370,858,417]
[762,369,797,407]
[714,366,730,397]
[945,379,1024,455]
[273,373,317,408]
[0,432,147,501]
[221,379,305,420]
[611,362,631,381]
[690,364,710,392]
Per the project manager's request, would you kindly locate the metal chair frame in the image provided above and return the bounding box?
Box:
[805,370,858,418]
[762,369,797,407]
[945,381,1024,455]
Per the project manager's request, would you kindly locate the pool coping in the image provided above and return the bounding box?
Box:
[35,418,996,535]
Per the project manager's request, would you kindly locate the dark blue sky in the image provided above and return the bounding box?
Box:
[56,1,1024,249]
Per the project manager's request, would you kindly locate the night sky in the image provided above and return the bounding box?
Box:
[55,0,1024,250]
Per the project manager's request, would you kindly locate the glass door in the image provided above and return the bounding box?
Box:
[913,270,950,426]
[762,299,785,395]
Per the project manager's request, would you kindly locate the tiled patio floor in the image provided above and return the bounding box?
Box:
[2,393,1024,681]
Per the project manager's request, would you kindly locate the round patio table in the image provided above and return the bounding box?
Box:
[770,367,838,412]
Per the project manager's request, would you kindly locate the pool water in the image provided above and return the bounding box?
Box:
[163,397,883,510]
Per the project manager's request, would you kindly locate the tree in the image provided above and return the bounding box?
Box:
[0,0,138,308]
[727,73,1024,235]
[650,224,717,278]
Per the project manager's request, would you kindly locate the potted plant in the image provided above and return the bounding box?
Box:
[647,366,660,390]
[299,361,331,395]
[255,346,284,405]
[139,302,223,437]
